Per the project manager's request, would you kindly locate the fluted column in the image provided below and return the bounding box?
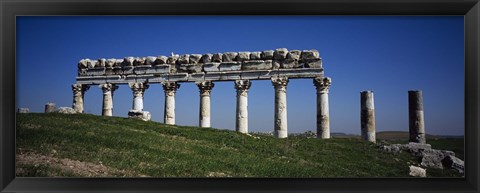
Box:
[272,77,289,138]
[235,80,251,134]
[409,90,426,144]
[129,82,149,111]
[72,84,90,113]
[99,83,118,116]
[313,77,332,139]
[361,90,376,143]
[197,81,215,127]
[162,82,180,125]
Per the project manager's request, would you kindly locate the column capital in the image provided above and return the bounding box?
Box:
[313,77,332,93]
[129,82,149,97]
[162,82,181,95]
[197,81,215,96]
[272,77,288,93]
[99,83,118,93]
[72,84,90,94]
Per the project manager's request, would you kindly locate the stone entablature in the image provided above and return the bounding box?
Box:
[76,48,323,84]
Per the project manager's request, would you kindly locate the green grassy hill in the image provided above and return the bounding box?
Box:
[16,113,461,177]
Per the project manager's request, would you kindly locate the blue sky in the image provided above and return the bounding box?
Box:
[16,16,464,136]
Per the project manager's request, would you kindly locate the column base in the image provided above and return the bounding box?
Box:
[128,110,151,121]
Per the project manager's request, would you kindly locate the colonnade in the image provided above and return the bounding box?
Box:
[72,77,332,138]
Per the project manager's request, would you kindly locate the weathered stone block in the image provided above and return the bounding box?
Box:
[97,58,106,67]
[78,69,88,76]
[168,73,189,82]
[219,62,241,71]
[242,60,272,70]
[274,48,288,60]
[204,72,223,81]
[57,107,76,114]
[86,67,106,76]
[261,50,274,60]
[222,52,238,62]
[177,54,190,64]
[106,58,116,68]
[123,57,135,66]
[18,108,30,113]
[167,54,179,64]
[272,60,281,69]
[128,110,151,121]
[188,73,205,82]
[189,54,202,64]
[281,58,301,68]
[133,57,146,66]
[409,165,426,177]
[287,50,301,60]
[114,59,124,67]
[155,56,168,65]
[134,65,153,75]
[113,67,123,75]
[250,52,261,60]
[87,59,98,68]
[203,62,220,72]
[149,64,170,74]
[301,49,320,60]
[105,67,115,75]
[236,52,251,61]
[178,63,203,73]
[45,103,56,113]
[442,155,464,173]
[301,59,322,68]
[211,53,222,62]
[78,59,89,69]
[145,56,156,66]
[201,54,213,63]
[220,72,241,80]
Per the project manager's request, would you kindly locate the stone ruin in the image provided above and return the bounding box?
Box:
[72,48,332,139]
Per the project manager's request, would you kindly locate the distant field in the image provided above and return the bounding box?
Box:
[16,113,463,177]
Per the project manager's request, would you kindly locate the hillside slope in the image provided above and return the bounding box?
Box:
[16,113,459,177]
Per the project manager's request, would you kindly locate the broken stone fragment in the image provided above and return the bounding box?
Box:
[106,58,116,68]
[44,103,56,113]
[281,59,300,68]
[177,54,190,64]
[242,60,272,70]
[17,108,30,113]
[287,50,301,60]
[145,56,156,66]
[302,59,322,68]
[189,54,202,64]
[97,58,106,67]
[128,110,151,121]
[133,57,146,66]
[222,52,238,62]
[212,53,223,62]
[155,56,168,65]
[273,48,288,60]
[123,57,135,66]
[250,52,261,60]
[201,54,213,63]
[409,165,426,177]
[301,49,320,60]
[441,155,464,173]
[87,59,98,68]
[236,52,251,61]
[261,50,274,60]
[56,107,76,114]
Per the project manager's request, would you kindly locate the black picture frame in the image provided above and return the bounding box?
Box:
[1,0,479,192]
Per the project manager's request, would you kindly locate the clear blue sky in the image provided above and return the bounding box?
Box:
[16,16,464,136]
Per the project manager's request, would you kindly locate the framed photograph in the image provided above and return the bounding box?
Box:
[1,0,479,192]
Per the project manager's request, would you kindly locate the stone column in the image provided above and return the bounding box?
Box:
[360,90,376,143]
[272,77,289,138]
[313,77,332,139]
[72,84,90,113]
[409,90,426,144]
[162,82,180,125]
[99,83,118,116]
[197,81,215,127]
[235,80,251,134]
[129,82,149,111]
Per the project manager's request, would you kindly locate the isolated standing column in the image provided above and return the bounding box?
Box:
[313,77,332,139]
[197,81,215,127]
[360,91,376,143]
[272,77,289,138]
[129,82,149,111]
[235,80,251,134]
[99,83,119,116]
[409,90,426,144]
[72,84,90,113]
[162,82,180,125]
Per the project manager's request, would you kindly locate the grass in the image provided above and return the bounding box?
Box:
[16,113,463,177]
